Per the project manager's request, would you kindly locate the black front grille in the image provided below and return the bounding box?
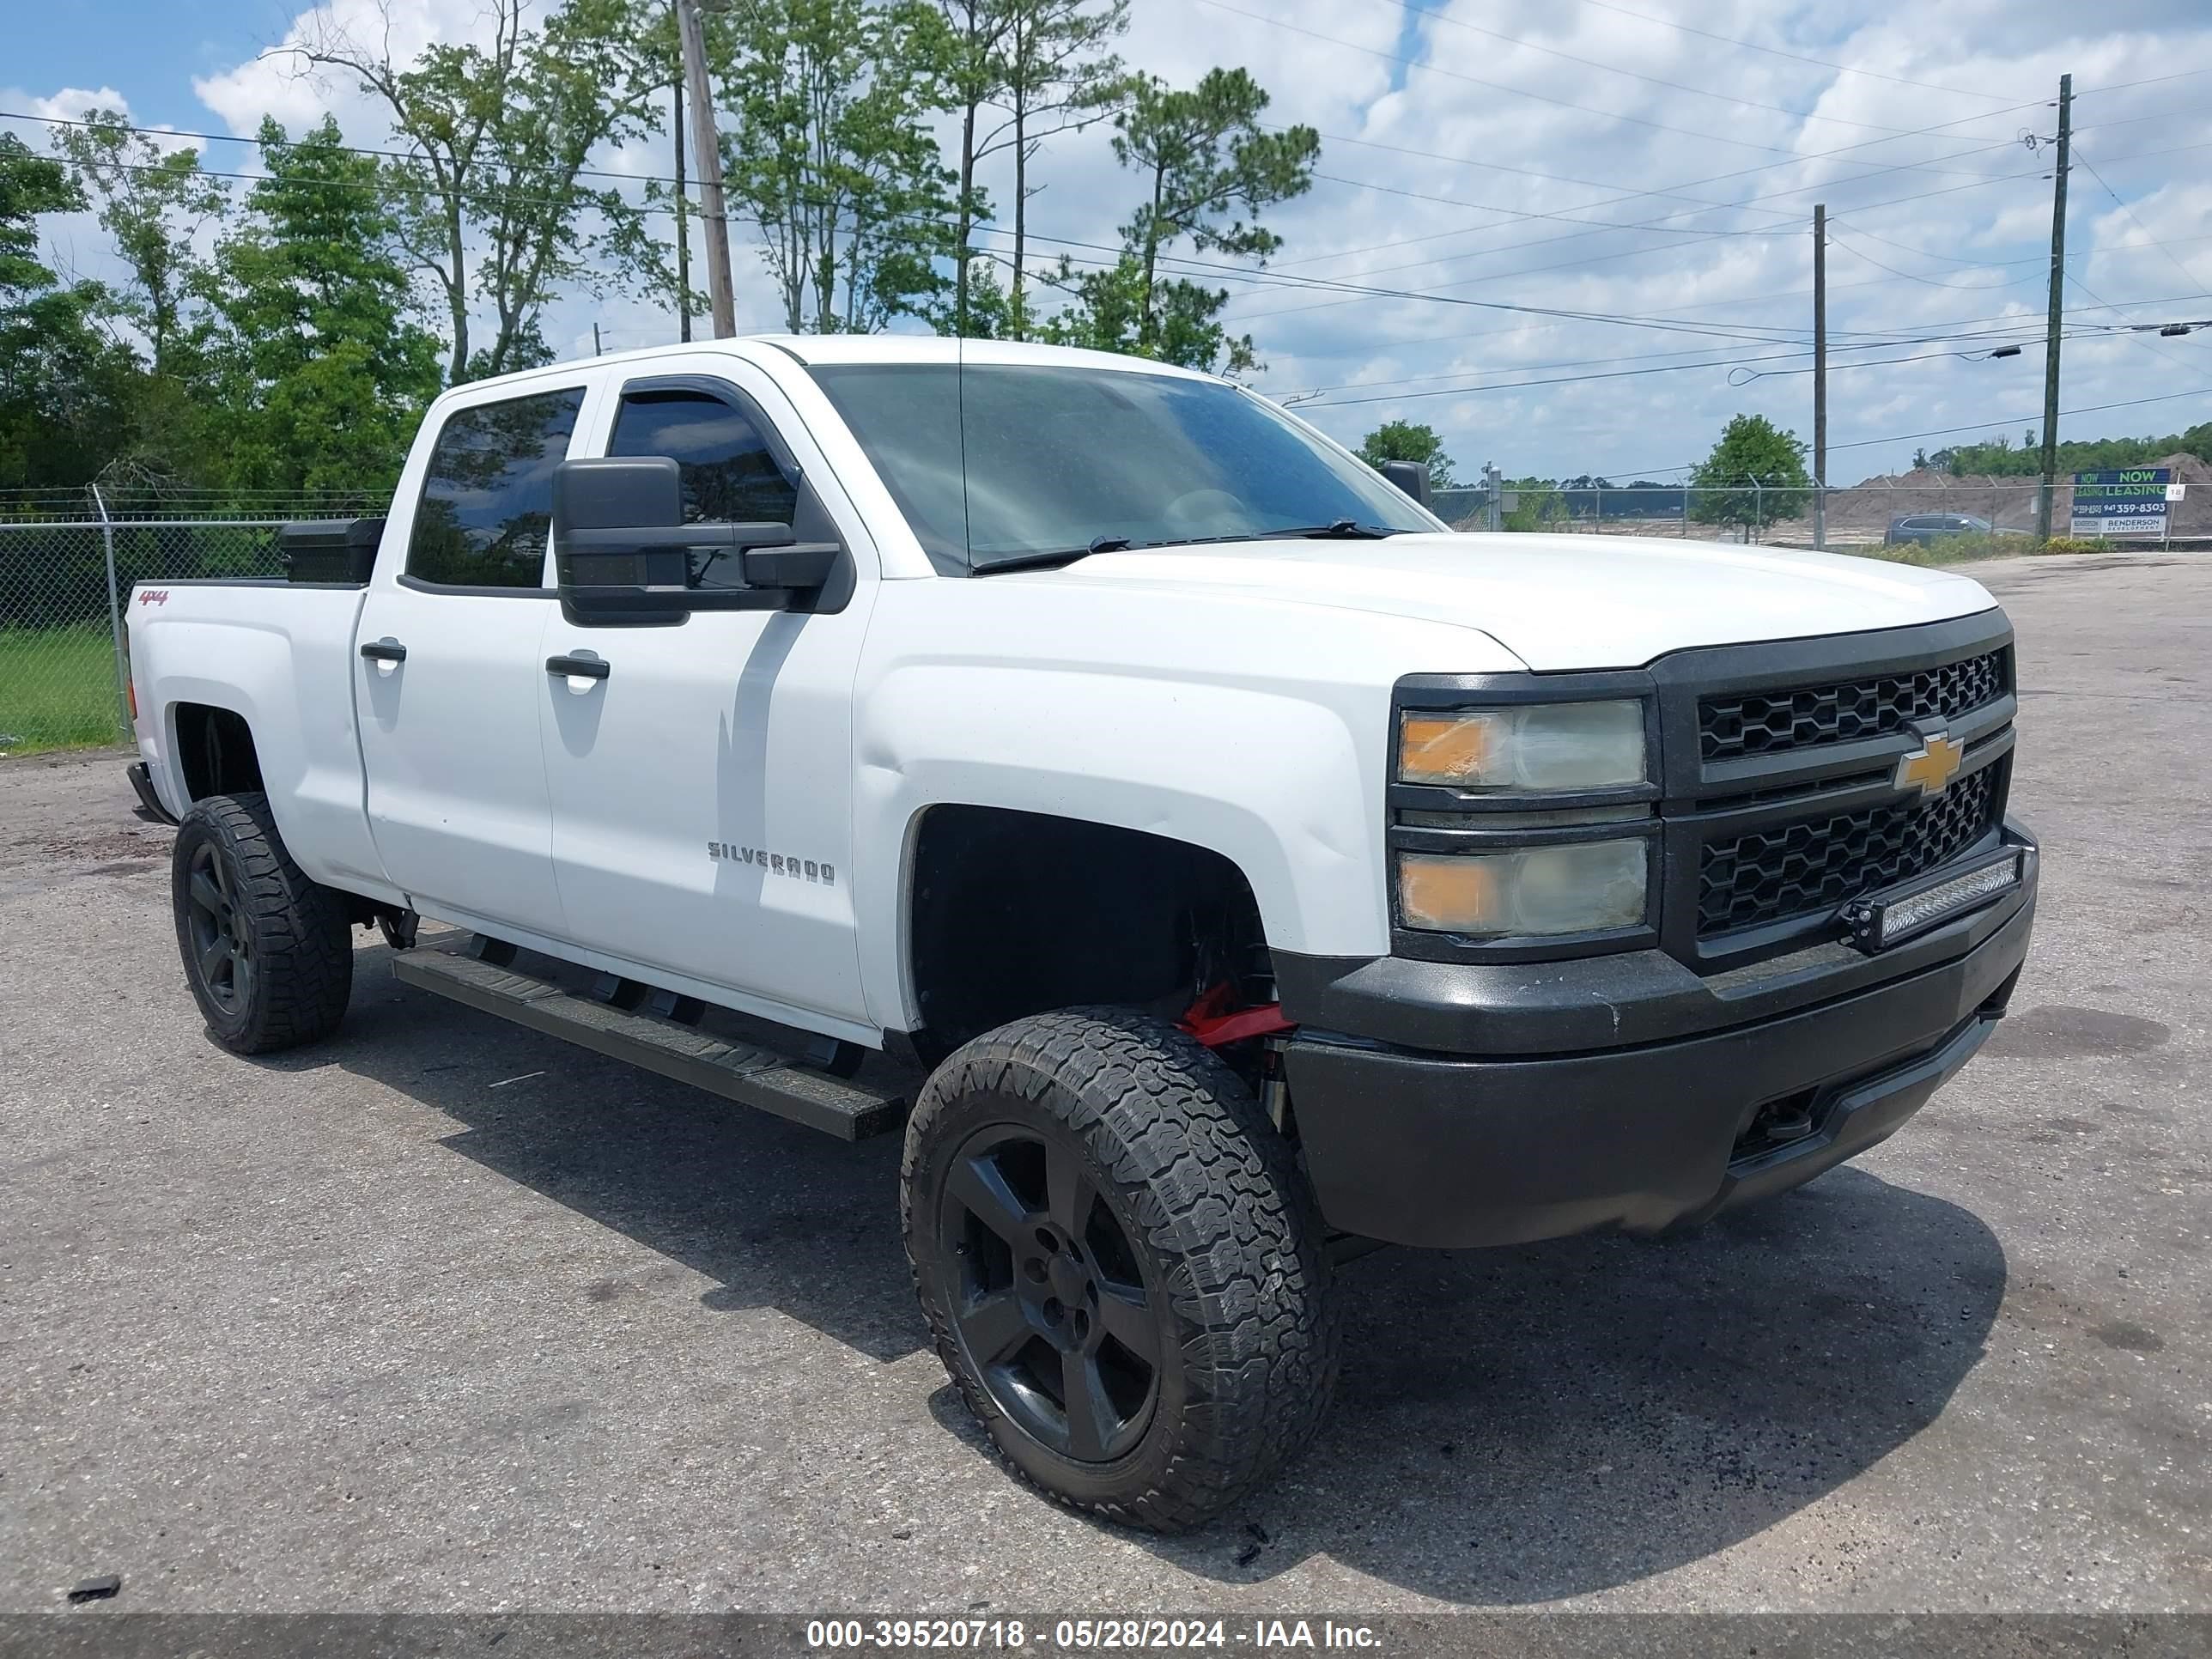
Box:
[1698,763,1999,935]
[1698,649,2005,763]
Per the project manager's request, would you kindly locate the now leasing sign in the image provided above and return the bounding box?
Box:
[2071,467,2171,536]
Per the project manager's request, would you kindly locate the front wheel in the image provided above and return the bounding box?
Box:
[170,792,353,1054]
[902,1007,1340,1531]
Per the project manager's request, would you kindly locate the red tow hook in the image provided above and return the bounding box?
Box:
[1176,982,1296,1048]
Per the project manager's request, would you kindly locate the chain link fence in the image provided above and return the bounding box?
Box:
[3,473,2201,757]
[0,489,379,755]
[1429,477,2206,547]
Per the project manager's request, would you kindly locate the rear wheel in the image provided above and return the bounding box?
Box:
[902,1007,1340,1531]
[171,792,353,1054]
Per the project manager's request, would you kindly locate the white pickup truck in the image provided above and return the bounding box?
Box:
[125,337,2037,1530]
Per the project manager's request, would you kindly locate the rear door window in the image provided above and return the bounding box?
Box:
[406,386,587,588]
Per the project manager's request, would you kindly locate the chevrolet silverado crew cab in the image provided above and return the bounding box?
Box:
[124,337,2038,1530]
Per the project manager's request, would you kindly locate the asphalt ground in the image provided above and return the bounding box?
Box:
[1,553,2206,1620]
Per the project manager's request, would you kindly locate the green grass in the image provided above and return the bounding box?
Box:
[0,626,128,755]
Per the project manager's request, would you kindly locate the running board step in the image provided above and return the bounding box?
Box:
[392,943,906,1141]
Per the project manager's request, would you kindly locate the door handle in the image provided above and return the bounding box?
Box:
[360,639,407,663]
[546,654,611,681]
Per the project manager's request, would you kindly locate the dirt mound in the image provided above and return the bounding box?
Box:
[1798,453,2211,542]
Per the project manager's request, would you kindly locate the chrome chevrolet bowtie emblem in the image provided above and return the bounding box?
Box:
[1894,729,1965,798]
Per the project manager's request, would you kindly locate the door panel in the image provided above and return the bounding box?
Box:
[358,382,590,938]
[356,589,562,932]
[540,367,874,1029]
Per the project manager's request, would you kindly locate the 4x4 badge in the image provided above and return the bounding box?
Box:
[1893,728,1965,798]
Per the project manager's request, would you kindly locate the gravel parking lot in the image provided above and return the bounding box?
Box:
[2,552,2206,1619]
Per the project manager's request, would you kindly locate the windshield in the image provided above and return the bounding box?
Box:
[807,362,1437,572]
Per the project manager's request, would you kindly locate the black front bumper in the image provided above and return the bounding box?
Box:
[1279,833,2036,1249]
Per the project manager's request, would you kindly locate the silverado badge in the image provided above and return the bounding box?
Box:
[1893,729,1965,799]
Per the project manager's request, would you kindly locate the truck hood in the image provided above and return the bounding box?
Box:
[1039,533,1999,671]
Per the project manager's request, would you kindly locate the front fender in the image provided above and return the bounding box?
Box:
[849,580,1521,1033]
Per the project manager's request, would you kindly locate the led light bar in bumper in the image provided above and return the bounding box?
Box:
[1842,848,2024,953]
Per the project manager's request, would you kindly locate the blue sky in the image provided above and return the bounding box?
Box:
[7,0,2210,483]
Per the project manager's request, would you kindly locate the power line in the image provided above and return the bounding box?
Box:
[2070,146,2209,299]
[1286,319,2159,410]
[1596,386,2212,478]
[1824,227,2036,291]
[1224,161,2051,325]
[1253,97,2191,290]
[1296,337,2050,409]
[17,105,2209,363]
[1828,387,2212,453]
[3,110,2061,356]
[1225,137,2212,328]
[1827,216,2212,267]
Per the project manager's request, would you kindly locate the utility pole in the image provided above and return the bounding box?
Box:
[2037,74,2072,540]
[676,0,737,337]
[1813,203,1827,550]
[672,68,691,343]
[1484,462,1504,533]
[592,321,604,356]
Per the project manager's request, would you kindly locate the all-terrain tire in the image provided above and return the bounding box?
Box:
[170,791,353,1054]
[902,1006,1340,1532]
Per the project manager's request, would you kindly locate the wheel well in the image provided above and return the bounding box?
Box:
[907,806,1270,1063]
[173,702,264,801]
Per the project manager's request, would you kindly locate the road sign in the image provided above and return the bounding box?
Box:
[2071,467,2171,536]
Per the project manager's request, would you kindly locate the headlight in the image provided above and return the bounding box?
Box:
[1398,838,1650,937]
[1399,700,1646,792]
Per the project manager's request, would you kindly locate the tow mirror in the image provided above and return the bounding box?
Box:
[1381,459,1433,507]
[551,456,840,622]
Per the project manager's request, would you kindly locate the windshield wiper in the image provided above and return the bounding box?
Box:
[970,537,1133,574]
[1259,520,1399,540]
[975,524,1395,571]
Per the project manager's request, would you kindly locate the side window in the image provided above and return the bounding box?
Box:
[609,387,799,527]
[406,386,586,588]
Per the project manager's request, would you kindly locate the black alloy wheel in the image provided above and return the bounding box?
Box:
[169,791,353,1054]
[934,1122,1159,1464]
[902,1006,1340,1531]
[183,838,254,1013]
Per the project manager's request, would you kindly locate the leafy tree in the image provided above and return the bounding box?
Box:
[1945,426,2210,477]
[922,0,1016,337]
[297,0,663,383]
[994,0,1127,337]
[1034,66,1313,374]
[0,134,131,488]
[201,118,444,494]
[1688,413,1810,542]
[1109,68,1316,354]
[717,0,961,333]
[1501,475,1569,532]
[1031,249,1255,374]
[51,112,225,380]
[1358,420,1457,489]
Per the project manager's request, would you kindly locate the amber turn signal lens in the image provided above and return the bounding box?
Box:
[1397,853,1505,933]
[1398,701,1647,792]
[1398,840,1650,937]
[1399,713,1502,787]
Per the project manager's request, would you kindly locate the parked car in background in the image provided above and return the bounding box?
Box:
[1886,514,2030,546]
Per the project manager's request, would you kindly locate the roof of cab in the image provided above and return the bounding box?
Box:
[754,334,1221,381]
[432,332,1226,402]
